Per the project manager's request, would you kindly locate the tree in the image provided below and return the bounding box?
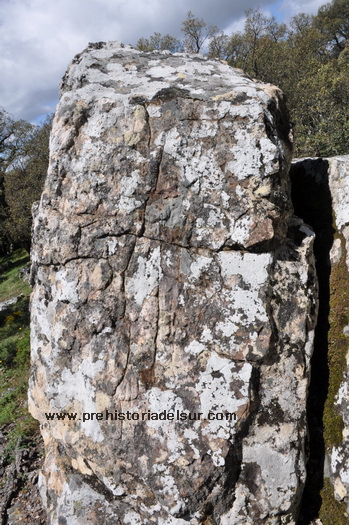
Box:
[181,11,217,53]
[5,115,52,251]
[290,13,312,33]
[137,32,183,53]
[239,8,287,77]
[208,32,231,60]
[0,109,34,173]
[216,8,288,81]
[0,109,17,255]
[291,53,349,156]
[3,114,52,252]
[0,109,14,155]
[315,0,349,55]
[208,32,252,63]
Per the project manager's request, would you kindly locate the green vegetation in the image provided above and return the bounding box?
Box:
[0,249,39,463]
[137,32,183,53]
[317,230,349,523]
[323,232,349,447]
[0,250,31,301]
[320,478,349,524]
[181,10,218,53]
[0,109,51,255]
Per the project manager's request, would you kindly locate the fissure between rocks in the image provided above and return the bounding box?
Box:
[290,160,333,524]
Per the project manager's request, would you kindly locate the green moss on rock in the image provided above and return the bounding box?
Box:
[319,230,349,523]
[323,231,349,448]
[319,478,348,524]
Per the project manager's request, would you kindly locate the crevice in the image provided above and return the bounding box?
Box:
[35,230,277,272]
[217,364,261,518]
[136,101,161,238]
[289,159,333,524]
[150,87,192,102]
[112,237,136,396]
[150,245,161,374]
[93,230,133,239]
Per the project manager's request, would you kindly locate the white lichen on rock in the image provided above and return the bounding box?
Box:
[29,42,317,524]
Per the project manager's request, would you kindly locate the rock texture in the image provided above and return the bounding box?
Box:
[29,43,317,524]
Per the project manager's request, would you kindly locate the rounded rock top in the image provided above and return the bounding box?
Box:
[61,40,283,108]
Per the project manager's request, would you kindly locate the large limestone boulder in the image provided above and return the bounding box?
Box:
[29,43,317,524]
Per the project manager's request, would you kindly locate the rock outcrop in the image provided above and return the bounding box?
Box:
[29,43,317,524]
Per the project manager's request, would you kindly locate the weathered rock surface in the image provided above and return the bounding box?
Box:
[29,43,317,524]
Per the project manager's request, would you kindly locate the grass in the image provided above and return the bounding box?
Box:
[0,248,39,464]
[0,249,31,302]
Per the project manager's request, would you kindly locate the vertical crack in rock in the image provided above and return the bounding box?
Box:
[115,236,136,393]
[29,43,317,524]
[291,157,349,524]
[290,159,333,524]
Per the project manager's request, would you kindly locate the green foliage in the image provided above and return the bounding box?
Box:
[241,8,288,78]
[0,110,51,253]
[181,11,217,53]
[207,32,234,61]
[209,8,289,78]
[0,336,20,368]
[137,32,183,53]
[13,328,31,368]
[0,316,30,368]
[0,108,15,255]
[0,369,29,425]
[282,18,349,156]
[316,0,349,54]
[4,115,52,251]
[0,109,34,177]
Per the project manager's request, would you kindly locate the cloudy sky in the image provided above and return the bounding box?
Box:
[0,0,326,123]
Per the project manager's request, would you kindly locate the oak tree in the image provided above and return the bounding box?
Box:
[181,11,217,53]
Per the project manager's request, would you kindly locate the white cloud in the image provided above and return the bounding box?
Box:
[279,0,326,18]
[0,0,327,122]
